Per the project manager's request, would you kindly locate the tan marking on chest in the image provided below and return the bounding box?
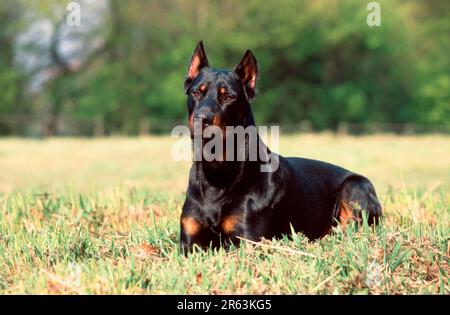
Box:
[182,217,202,236]
[221,214,241,234]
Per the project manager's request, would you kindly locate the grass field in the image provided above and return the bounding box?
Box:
[0,134,449,294]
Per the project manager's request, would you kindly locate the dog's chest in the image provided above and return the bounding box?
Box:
[201,197,246,236]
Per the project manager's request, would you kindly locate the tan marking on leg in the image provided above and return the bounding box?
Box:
[182,217,202,236]
[339,200,354,229]
[221,215,241,235]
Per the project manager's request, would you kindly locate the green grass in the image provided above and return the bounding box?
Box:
[0,134,448,294]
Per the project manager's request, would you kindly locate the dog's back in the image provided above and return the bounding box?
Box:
[273,157,381,240]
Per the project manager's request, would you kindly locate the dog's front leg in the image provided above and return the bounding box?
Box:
[220,211,273,249]
[179,214,219,255]
[241,211,274,244]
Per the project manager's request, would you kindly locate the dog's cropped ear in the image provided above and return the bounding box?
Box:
[234,50,258,100]
[184,41,209,93]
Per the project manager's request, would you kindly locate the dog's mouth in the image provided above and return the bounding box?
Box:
[199,121,212,129]
[190,121,210,138]
[189,116,224,137]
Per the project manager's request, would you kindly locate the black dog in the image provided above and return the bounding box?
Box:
[180,41,382,253]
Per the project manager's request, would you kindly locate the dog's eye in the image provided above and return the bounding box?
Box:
[224,94,236,102]
[192,90,201,98]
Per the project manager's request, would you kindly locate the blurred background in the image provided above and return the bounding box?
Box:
[0,0,449,136]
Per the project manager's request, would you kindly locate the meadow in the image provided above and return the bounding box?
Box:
[0,134,448,294]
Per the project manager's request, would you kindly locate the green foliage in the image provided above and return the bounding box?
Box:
[0,0,449,134]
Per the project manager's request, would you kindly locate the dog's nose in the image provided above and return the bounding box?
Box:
[193,113,214,125]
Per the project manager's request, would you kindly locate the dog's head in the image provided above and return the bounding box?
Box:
[184,41,258,133]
